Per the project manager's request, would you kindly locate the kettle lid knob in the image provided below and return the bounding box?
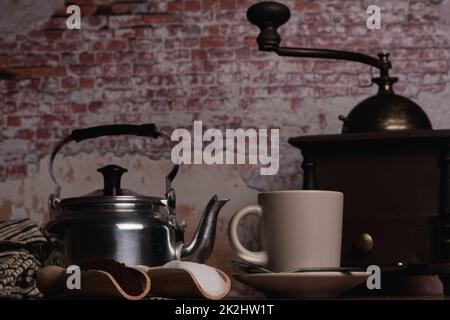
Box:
[97,165,128,196]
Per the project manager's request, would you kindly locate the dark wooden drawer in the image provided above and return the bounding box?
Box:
[341,217,436,266]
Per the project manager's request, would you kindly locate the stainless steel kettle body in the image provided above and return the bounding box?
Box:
[55,211,183,266]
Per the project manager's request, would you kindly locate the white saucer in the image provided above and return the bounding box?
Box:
[234,271,369,298]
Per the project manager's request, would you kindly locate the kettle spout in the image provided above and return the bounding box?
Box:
[180,195,229,263]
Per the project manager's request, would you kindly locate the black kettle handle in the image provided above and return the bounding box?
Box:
[48,123,179,209]
[71,124,160,142]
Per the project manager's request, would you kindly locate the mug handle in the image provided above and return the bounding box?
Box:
[228,205,268,266]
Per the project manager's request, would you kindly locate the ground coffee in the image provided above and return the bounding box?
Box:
[80,258,142,296]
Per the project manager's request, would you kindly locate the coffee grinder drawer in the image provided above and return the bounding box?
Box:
[341,217,437,266]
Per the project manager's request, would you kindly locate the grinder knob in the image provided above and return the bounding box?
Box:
[247,1,291,50]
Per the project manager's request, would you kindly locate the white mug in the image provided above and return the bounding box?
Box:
[228,190,343,272]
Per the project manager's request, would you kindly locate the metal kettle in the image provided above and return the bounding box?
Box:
[46,123,229,266]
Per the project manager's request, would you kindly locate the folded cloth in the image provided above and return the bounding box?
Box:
[142,261,231,300]
[162,261,229,298]
[0,219,47,246]
[0,218,48,299]
[0,250,41,299]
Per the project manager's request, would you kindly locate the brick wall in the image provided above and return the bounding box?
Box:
[1,0,450,187]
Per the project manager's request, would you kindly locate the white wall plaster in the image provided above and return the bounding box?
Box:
[419,83,450,129]
[0,0,63,38]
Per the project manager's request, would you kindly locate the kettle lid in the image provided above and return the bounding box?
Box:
[51,164,170,217]
[74,164,161,199]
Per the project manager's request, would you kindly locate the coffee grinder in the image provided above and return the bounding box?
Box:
[247,1,450,295]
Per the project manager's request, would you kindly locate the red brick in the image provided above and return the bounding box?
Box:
[220,0,235,10]
[80,5,98,15]
[44,30,63,41]
[96,52,113,63]
[55,41,84,52]
[0,55,9,66]
[201,36,225,48]
[89,101,103,112]
[0,167,5,180]
[95,4,113,15]
[16,53,58,66]
[111,3,132,14]
[61,77,77,89]
[191,50,208,60]
[32,67,66,77]
[7,166,27,178]
[215,11,236,23]
[16,129,34,140]
[41,114,59,126]
[295,1,322,11]
[202,0,218,10]
[109,15,142,28]
[183,38,200,48]
[3,103,16,114]
[204,25,221,35]
[79,52,95,64]
[35,141,51,152]
[137,52,154,63]
[142,14,176,25]
[2,67,33,77]
[60,52,77,65]
[20,78,41,90]
[92,41,104,51]
[208,49,234,60]
[69,65,98,76]
[72,103,88,113]
[0,41,17,52]
[61,115,75,126]
[4,79,17,91]
[168,1,183,11]
[80,77,95,88]
[185,1,201,11]
[291,97,303,111]
[40,17,66,30]
[186,98,201,109]
[101,64,132,77]
[7,116,21,126]
[50,104,68,115]
[107,40,127,51]
[40,114,74,127]
[36,128,51,139]
[86,16,108,28]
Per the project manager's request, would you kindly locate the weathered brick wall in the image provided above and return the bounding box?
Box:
[1,0,450,189]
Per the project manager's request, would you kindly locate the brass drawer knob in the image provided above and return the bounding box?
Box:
[355,233,373,253]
